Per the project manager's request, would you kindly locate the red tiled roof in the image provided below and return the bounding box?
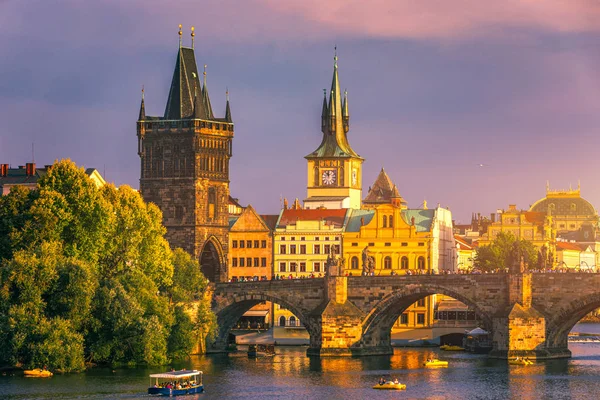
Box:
[454,235,472,250]
[260,214,279,231]
[278,208,347,228]
[556,242,582,251]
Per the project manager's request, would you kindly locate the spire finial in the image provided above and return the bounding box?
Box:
[178,24,182,47]
[334,45,338,67]
[141,85,145,100]
[203,64,207,84]
[226,87,230,101]
[323,88,327,98]
[191,26,195,49]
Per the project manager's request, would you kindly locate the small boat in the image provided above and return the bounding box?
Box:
[440,345,464,351]
[24,368,53,377]
[509,358,534,366]
[424,359,448,367]
[248,344,275,358]
[372,381,406,390]
[148,370,203,396]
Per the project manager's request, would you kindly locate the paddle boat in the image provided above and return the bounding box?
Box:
[509,358,534,366]
[440,345,464,351]
[424,359,449,367]
[373,381,406,390]
[24,368,53,377]
[248,344,276,358]
[148,370,203,396]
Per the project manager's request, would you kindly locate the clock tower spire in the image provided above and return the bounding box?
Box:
[304,50,364,210]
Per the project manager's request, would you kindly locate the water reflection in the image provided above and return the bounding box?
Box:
[2,342,600,399]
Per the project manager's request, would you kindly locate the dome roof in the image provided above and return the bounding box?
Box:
[529,190,597,216]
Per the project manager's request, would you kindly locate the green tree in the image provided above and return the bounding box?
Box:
[474,232,539,272]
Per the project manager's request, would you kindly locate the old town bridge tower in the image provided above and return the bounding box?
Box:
[137,27,233,282]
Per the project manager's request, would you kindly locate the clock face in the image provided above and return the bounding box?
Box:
[352,169,357,186]
[322,170,336,185]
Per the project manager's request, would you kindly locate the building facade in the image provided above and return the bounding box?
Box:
[137,35,233,282]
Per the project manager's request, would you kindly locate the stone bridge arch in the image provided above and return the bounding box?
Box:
[359,283,494,351]
[210,282,325,352]
[545,292,600,349]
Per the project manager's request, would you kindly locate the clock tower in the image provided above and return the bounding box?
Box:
[304,54,363,210]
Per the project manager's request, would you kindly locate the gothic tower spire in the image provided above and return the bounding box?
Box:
[225,89,232,123]
[138,86,146,120]
[202,65,214,119]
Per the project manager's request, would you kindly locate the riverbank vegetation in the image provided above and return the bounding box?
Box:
[0,160,217,372]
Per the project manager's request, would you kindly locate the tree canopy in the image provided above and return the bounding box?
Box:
[0,160,216,371]
[473,232,538,272]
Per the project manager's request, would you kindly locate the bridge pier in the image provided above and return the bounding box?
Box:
[489,273,571,360]
[307,275,392,357]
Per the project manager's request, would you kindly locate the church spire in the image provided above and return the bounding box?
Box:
[138,86,146,120]
[225,89,232,122]
[202,64,214,119]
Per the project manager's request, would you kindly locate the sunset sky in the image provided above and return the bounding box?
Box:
[1,0,600,223]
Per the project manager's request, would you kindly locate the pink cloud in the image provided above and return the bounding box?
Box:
[261,0,600,40]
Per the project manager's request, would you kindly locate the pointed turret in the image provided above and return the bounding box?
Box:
[202,65,214,119]
[342,89,349,133]
[321,89,328,133]
[138,87,146,121]
[193,81,206,119]
[225,90,232,123]
[363,168,407,208]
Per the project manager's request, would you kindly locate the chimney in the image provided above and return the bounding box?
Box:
[26,163,36,176]
[0,164,8,177]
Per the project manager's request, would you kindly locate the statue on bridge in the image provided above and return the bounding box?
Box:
[510,242,525,274]
[326,245,345,276]
[362,246,375,276]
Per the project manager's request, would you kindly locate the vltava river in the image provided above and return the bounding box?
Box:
[2,323,600,400]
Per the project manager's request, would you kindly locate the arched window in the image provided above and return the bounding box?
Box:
[389,215,394,228]
[279,316,286,327]
[384,256,392,269]
[418,256,425,270]
[208,187,217,221]
[289,316,297,327]
[351,256,359,269]
[401,256,409,269]
[383,215,387,228]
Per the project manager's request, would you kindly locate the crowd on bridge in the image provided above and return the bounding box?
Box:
[227,266,599,283]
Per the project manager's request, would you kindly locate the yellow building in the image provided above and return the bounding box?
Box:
[478,204,555,253]
[343,169,455,338]
[455,235,474,272]
[228,205,278,330]
[530,183,598,234]
[272,206,349,340]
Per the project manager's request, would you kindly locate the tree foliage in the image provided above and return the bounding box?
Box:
[0,160,217,371]
[474,232,538,272]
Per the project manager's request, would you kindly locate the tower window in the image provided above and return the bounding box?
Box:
[207,187,217,221]
[389,216,394,228]
[401,256,409,269]
[383,215,387,228]
[351,257,359,269]
[384,256,392,269]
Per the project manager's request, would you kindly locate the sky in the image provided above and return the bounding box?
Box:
[1,0,600,223]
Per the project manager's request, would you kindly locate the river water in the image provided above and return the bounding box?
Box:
[2,323,600,400]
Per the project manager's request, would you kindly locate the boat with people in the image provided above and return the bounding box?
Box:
[148,370,203,396]
[440,344,465,351]
[248,344,276,358]
[23,368,53,377]
[372,381,406,390]
[509,358,534,366]
[424,359,448,367]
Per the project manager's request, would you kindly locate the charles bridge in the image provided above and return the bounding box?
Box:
[210,273,600,359]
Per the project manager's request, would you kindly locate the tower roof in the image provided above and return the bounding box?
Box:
[364,168,407,206]
[306,53,361,159]
[164,47,202,119]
